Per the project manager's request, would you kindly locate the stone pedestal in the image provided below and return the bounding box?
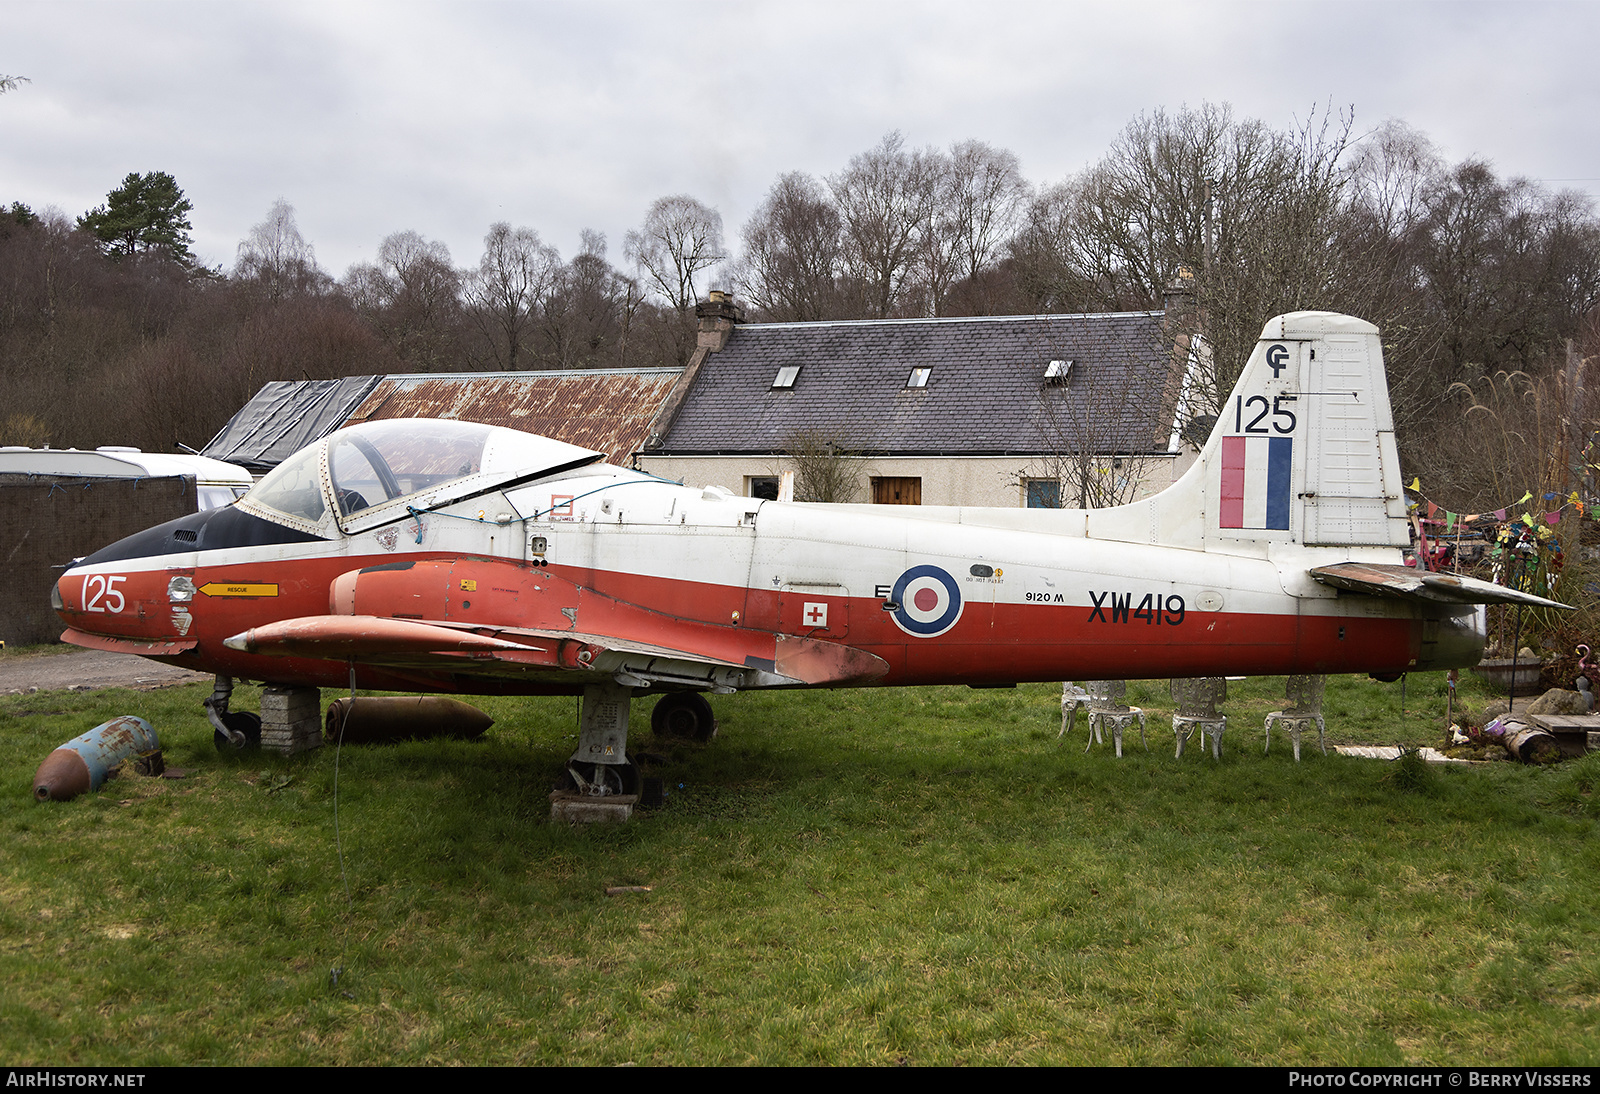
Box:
[260,686,322,755]
[550,793,638,824]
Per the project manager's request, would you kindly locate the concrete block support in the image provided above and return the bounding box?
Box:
[261,686,322,754]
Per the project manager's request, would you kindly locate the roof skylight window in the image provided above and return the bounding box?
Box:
[906,367,931,389]
[772,365,801,389]
[1045,359,1073,383]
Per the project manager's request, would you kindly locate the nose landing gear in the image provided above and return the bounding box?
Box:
[203,675,261,751]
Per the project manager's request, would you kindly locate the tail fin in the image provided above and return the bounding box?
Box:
[1092,311,1411,553]
[1090,311,1569,610]
[1206,311,1408,549]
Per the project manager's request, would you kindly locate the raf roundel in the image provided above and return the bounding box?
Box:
[889,564,963,638]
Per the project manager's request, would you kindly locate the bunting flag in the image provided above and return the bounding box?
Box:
[1399,469,1600,562]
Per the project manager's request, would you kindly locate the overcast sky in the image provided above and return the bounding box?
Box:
[7,0,1599,281]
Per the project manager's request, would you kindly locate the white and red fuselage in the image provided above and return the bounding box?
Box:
[55,313,1510,692]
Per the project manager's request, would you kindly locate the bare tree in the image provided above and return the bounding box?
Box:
[1008,181,1101,314]
[624,195,726,312]
[233,200,329,300]
[1056,104,1358,412]
[0,75,28,94]
[343,230,461,370]
[1416,163,1600,376]
[945,140,1031,284]
[830,132,944,317]
[733,172,843,321]
[1343,119,1444,242]
[537,230,661,369]
[785,428,863,502]
[463,222,560,370]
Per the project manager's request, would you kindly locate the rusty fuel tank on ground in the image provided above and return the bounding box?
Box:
[324,696,494,745]
[34,715,160,802]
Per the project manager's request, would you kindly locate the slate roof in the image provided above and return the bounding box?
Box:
[653,312,1184,456]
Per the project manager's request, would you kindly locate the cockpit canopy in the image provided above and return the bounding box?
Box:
[240,419,603,533]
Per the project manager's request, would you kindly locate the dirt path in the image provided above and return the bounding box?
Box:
[0,648,212,695]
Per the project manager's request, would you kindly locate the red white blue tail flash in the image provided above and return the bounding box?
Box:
[1219,436,1293,530]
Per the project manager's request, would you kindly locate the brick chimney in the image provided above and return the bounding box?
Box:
[1162,265,1197,321]
[644,291,747,451]
[695,289,746,353]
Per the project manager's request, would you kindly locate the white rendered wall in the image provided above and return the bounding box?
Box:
[636,450,1197,508]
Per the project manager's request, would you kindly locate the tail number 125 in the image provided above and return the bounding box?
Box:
[1234,394,1297,435]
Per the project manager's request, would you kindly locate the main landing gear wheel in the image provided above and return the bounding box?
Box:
[562,761,641,798]
[213,711,262,752]
[651,693,718,742]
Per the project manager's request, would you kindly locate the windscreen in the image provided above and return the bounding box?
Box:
[246,444,327,522]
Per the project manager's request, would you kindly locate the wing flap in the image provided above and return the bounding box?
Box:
[1309,562,1570,610]
[428,621,889,687]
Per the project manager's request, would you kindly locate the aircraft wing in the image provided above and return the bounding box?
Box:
[1308,562,1571,610]
[222,613,889,691]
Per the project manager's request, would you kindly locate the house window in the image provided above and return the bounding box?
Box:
[1024,479,1062,508]
[772,366,801,389]
[1044,359,1073,384]
[871,477,921,505]
[747,476,780,500]
[906,367,931,388]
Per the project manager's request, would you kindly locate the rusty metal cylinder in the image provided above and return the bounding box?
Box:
[324,696,494,744]
[34,716,160,802]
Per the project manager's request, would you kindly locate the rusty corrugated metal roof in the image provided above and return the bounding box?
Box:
[343,368,684,465]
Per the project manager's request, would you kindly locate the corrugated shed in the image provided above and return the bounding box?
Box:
[653,313,1184,456]
[343,369,683,466]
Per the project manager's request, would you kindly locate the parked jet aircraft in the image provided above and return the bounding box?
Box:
[54,312,1564,792]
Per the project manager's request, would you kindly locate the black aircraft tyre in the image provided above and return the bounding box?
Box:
[213,711,262,752]
[650,692,718,742]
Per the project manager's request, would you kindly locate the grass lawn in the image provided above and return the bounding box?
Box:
[1,671,1597,1065]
